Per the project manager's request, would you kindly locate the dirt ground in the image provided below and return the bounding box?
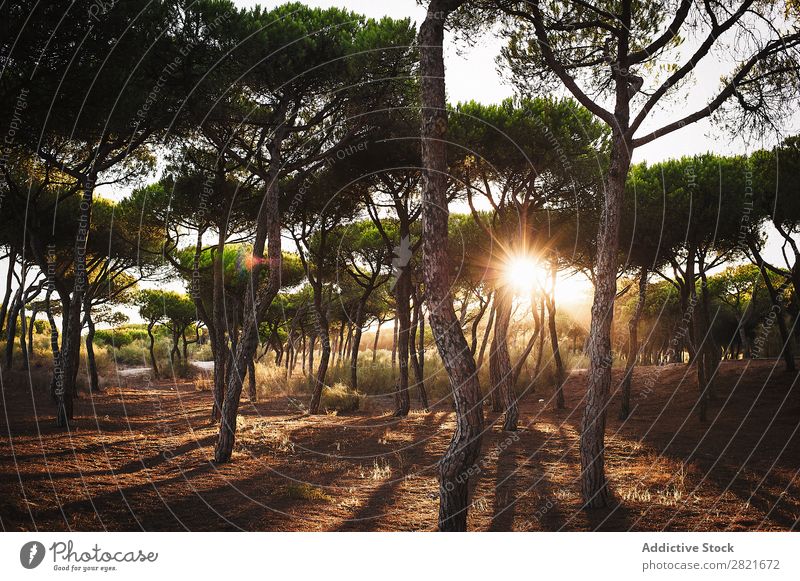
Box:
[1,359,799,531]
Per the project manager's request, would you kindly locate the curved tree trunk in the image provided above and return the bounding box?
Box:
[372,318,382,362]
[84,307,99,393]
[579,137,631,508]
[546,274,566,410]
[57,175,96,427]
[147,321,159,377]
[214,167,283,463]
[350,297,368,390]
[490,285,518,430]
[477,296,495,369]
[620,267,647,420]
[27,305,39,360]
[309,286,331,414]
[0,248,15,336]
[420,0,483,532]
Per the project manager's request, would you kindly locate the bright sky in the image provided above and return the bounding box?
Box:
[2,0,796,323]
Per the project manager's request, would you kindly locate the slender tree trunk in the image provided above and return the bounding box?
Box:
[372,318,382,362]
[147,321,159,377]
[420,0,483,531]
[214,166,283,463]
[394,266,412,416]
[750,242,795,372]
[247,359,257,402]
[620,267,647,420]
[490,285,518,430]
[580,136,632,508]
[350,296,368,390]
[84,308,99,392]
[512,323,540,388]
[391,316,398,374]
[477,297,495,369]
[470,295,490,355]
[546,272,566,410]
[18,294,29,370]
[309,285,331,414]
[0,248,15,336]
[57,174,96,426]
[308,332,316,380]
[4,284,22,369]
[410,287,429,410]
[27,305,38,360]
[534,297,546,378]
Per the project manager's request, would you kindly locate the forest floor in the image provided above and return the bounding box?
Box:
[1,359,799,531]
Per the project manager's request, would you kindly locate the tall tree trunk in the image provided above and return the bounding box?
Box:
[534,297,546,378]
[0,248,15,336]
[27,304,39,360]
[490,285,518,430]
[372,318,382,362]
[394,266,412,416]
[470,294,490,355]
[546,275,566,410]
[147,321,159,377]
[350,296,368,390]
[309,285,331,414]
[749,242,795,372]
[4,284,22,369]
[45,290,60,392]
[57,175,97,426]
[579,136,632,508]
[214,166,283,463]
[410,287,429,410]
[84,307,99,393]
[477,297,495,369]
[391,315,398,374]
[18,293,29,370]
[247,359,257,403]
[420,0,483,532]
[620,267,647,420]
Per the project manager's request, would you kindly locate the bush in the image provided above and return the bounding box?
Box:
[320,383,360,413]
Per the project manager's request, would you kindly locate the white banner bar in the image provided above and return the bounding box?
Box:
[1,532,798,580]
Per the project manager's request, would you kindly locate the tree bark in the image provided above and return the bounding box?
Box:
[0,248,15,336]
[394,266,412,416]
[147,320,159,377]
[214,166,283,463]
[84,307,99,393]
[489,285,518,430]
[580,136,632,508]
[309,284,331,414]
[57,175,96,426]
[372,318,382,362]
[477,297,495,369]
[620,267,647,420]
[546,270,566,410]
[420,0,483,532]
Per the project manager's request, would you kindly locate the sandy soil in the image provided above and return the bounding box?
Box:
[1,359,798,531]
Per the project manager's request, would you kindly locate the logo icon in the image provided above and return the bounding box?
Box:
[20,541,46,569]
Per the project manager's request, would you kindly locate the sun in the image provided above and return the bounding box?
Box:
[503,254,547,294]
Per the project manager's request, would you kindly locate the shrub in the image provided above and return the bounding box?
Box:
[320,383,360,413]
